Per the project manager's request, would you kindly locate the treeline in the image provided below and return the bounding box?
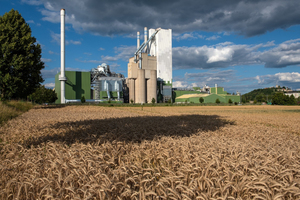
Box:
[242,88,299,105]
[242,88,276,103]
[272,93,298,105]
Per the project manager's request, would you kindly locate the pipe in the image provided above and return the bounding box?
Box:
[144,27,147,53]
[137,31,140,49]
[65,99,106,103]
[59,9,66,104]
[106,81,111,100]
[115,81,120,101]
[139,52,142,69]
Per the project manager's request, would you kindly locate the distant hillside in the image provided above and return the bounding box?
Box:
[242,88,277,102]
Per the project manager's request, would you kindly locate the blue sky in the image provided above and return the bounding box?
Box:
[1,0,300,94]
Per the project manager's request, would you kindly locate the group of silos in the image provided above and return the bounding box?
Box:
[127,27,172,103]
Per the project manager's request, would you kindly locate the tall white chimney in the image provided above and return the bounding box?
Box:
[59,9,67,104]
[144,27,148,53]
[137,31,140,49]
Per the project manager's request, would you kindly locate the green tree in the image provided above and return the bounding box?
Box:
[242,97,246,104]
[0,9,44,100]
[272,93,285,105]
[215,98,220,104]
[253,99,257,104]
[256,93,265,102]
[29,85,57,104]
[199,97,204,103]
[289,95,297,105]
[228,98,232,104]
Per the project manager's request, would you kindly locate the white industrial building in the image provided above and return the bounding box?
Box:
[127,27,173,103]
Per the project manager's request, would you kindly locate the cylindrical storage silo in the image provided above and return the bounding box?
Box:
[147,70,157,103]
[136,69,146,103]
[129,79,135,103]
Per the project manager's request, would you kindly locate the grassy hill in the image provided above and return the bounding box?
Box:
[242,88,277,102]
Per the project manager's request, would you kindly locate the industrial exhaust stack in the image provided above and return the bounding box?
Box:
[137,31,140,49]
[144,27,148,53]
[59,9,67,104]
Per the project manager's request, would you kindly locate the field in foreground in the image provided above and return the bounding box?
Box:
[0,105,300,199]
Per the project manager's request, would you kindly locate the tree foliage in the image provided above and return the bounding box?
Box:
[242,88,275,102]
[29,86,57,104]
[215,98,220,104]
[199,97,204,103]
[0,9,44,100]
[228,98,232,104]
[272,93,297,105]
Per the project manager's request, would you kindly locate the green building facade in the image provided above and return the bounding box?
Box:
[55,71,91,104]
[175,87,241,103]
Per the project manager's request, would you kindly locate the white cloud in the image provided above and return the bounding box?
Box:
[50,31,81,45]
[69,40,81,45]
[173,39,300,70]
[99,47,105,51]
[100,45,136,62]
[206,47,234,63]
[23,0,300,37]
[41,68,59,79]
[274,72,300,82]
[172,81,189,88]
[174,32,204,41]
[206,35,221,41]
[44,82,55,88]
[48,50,58,55]
[27,20,35,24]
[41,58,52,62]
[21,0,43,5]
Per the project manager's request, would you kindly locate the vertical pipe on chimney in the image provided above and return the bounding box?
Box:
[60,9,66,104]
[137,31,140,49]
[144,27,148,53]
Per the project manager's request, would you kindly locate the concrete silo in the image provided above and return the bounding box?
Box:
[127,27,172,103]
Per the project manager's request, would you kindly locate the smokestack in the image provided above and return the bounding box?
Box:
[137,31,140,49]
[144,27,148,53]
[59,9,67,104]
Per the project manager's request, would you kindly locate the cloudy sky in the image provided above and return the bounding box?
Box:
[1,0,300,93]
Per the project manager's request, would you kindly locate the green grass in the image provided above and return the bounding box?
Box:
[0,101,33,125]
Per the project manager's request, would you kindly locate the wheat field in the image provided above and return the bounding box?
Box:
[0,105,300,199]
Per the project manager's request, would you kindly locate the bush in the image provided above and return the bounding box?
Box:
[215,98,220,104]
[29,86,57,104]
[199,97,204,103]
[151,98,155,104]
[81,96,86,103]
[130,99,134,104]
[253,100,257,104]
[228,99,232,104]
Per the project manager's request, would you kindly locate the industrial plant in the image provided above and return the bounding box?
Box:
[55,9,240,104]
[55,9,173,104]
